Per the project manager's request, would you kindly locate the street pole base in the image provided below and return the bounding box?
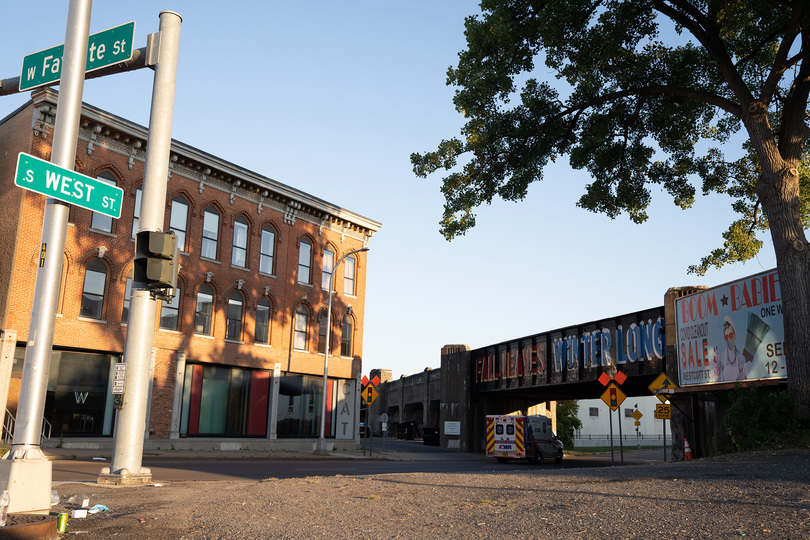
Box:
[97,467,153,485]
[0,453,52,514]
[313,438,330,455]
[97,472,153,485]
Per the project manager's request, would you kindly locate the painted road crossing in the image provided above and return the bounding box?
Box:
[20,21,135,91]
[15,153,123,218]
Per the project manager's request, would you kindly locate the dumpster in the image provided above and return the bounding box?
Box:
[423,427,440,446]
[396,422,416,440]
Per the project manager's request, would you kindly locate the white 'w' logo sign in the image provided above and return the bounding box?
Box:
[74,392,89,404]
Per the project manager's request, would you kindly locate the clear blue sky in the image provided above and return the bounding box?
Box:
[0,2,778,378]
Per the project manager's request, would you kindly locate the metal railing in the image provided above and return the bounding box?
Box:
[575,433,669,441]
[2,409,13,445]
[41,417,52,443]
[1,410,52,445]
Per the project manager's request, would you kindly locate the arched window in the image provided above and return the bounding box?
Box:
[91,171,116,233]
[341,314,353,357]
[194,283,214,335]
[122,269,133,323]
[322,248,334,290]
[260,225,275,275]
[317,310,329,354]
[226,290,243,340]
[170,195,189,252]
[232,217,248,268]
[297,239,312,284]
[344,255,356,296]
[160,281,182,331]
[80,259,107,319]
[255,296,271,344]
[201,207,220,260]
[293,304,309,350]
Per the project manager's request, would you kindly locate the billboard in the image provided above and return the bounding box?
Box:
[675,269,786,386]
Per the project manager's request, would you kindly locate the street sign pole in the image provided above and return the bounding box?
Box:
[0,0,92,514]
[617,406,624,465]
[100,11,182,485]
[608,406,614,466]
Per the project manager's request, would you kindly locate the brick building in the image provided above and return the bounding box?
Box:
[0,89,380,448]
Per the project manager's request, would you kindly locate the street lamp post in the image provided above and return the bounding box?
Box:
[315,247,369,454]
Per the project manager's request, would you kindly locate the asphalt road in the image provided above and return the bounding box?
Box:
[42,444,808,539]
[50,439,672,483]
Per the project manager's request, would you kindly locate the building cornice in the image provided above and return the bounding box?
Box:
[29,88,381,240]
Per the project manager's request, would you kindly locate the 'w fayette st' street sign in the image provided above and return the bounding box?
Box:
[20,21,135,91]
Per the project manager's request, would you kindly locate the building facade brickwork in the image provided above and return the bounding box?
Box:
[0,89,380,446]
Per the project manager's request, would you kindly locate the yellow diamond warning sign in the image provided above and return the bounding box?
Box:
[362,384,378,405]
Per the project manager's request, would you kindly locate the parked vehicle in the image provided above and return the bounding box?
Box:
[485,414,563,464]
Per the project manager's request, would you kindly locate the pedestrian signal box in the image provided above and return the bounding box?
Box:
[135,231,179,295]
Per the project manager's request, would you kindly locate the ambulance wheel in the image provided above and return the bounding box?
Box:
[496,457,509,464]
[531,448,543,464]
[554,451,563,464]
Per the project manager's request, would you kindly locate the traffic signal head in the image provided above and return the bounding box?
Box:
[135,231,179,293]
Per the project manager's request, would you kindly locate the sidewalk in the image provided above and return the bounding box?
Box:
[41,437,471,463]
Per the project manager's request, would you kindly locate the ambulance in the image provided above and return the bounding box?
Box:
[486,414,563,464]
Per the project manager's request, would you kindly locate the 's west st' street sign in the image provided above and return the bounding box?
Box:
[20,21,135,91]
[15,152,123,218]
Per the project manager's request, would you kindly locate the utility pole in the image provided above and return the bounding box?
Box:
[315,248,369,454]
[98,10,182,485]
[0,0,92,513]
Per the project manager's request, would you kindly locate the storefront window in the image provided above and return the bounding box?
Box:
[276,374,337,438]
[12,348,119,438]
[180,364,269,437]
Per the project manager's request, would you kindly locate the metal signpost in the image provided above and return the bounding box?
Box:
[598,371,627,465]
[632,407,643,449]
[0,0,181,509]
[655,403,672,461]
[315,247,369,455]
[0,0,93,514]
[648,373,677,462]
[100,10,182,486]
[20,21,134,91]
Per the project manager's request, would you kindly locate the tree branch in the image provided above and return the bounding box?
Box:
[555,84,740,122]
[776,27,810,162]
[761,1,808,103]
[653,0,755,107]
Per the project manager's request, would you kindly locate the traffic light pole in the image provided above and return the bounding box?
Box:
[98,10,181,485]
[0,0,92,513]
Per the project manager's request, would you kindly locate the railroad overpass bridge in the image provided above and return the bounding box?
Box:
[369,297,683,454]
[370,271,789,460]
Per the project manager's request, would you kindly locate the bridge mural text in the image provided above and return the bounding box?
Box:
[471,307,666,394]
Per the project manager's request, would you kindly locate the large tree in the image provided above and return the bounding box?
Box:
[412,0,810,418]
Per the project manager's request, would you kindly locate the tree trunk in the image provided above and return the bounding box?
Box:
[757,164,810,421]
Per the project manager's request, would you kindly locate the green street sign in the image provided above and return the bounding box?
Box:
[20,21,135,91]
[15,153,123,218]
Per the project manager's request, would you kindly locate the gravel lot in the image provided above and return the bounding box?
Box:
[50,448,810,539]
